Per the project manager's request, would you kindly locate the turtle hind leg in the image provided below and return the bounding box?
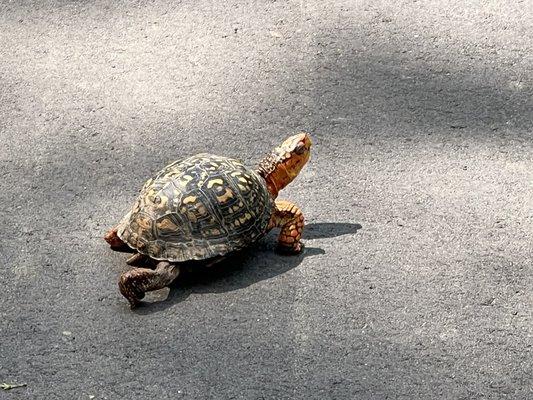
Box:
[119,261,180,308]
[270,199,305,254]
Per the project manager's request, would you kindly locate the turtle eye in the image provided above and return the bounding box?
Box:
[294,142,306,155]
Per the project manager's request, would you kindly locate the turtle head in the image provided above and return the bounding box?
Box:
[257,132,312,198]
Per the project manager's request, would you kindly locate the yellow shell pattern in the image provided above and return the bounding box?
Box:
[117,154,274,262]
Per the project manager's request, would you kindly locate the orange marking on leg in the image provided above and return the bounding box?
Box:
[272,200,305,253]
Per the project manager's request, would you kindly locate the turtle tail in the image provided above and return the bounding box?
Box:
[104,226,127,249]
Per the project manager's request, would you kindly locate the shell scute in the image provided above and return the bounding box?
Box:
[117,154,274,261]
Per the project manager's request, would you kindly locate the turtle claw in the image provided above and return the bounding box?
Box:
[126,294,143,309]
[128,299,141,309]
[276,241,304,255]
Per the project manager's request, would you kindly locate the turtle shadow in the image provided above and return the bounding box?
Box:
[304,222,362,239]
[132,221,361,314]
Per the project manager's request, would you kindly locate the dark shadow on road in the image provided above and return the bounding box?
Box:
[304,222,362,239]
[132,246,324,315]
[132,221,360,314]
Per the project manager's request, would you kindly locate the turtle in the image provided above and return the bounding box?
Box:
[104,132,312,308]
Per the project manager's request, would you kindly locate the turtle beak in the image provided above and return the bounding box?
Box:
[286,132,312,152]
[300,132,312,148]
[292,132,311,146]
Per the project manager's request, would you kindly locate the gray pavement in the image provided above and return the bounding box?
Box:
[1,1,532,399]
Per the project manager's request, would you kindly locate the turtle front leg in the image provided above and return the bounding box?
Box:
[270,199,305,254]
[118,261,180,308]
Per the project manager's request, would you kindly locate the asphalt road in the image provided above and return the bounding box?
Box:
[1,1,532,399]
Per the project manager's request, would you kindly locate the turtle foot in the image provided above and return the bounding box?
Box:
[118,273,145,309]
[118,262,180,310]
[276,241,304,255]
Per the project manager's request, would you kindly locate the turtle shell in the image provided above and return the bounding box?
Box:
[117,154,274,262]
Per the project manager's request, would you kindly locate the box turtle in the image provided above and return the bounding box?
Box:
[105,133,312,308]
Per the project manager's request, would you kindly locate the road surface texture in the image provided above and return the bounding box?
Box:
[1,1,532,399]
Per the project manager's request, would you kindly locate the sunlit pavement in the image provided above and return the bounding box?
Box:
[1,2,532,399]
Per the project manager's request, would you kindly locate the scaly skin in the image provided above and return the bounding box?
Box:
[106,132,312,308]
[119,261,180,308]
[269,199,305,254]
[257,133,312,198]
[258,132,311,254]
